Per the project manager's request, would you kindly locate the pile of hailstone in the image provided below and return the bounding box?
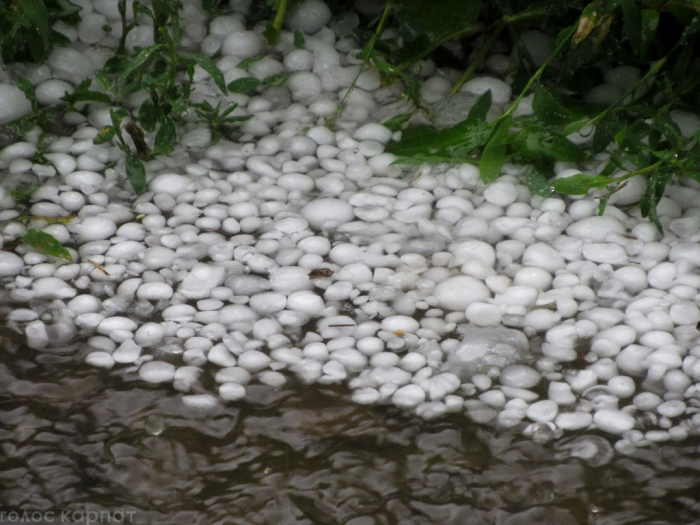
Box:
[2,0,700,455]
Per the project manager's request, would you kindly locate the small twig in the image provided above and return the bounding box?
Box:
[88,260,111,276]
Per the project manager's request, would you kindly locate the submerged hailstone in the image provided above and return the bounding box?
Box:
[445,326,529,380]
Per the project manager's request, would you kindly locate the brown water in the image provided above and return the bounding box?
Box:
[1,326,700,525]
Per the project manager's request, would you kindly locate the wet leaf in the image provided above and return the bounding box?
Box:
[383,113,413,132]
[525,164,554,197]
[17,77,36,105]
[467,90,492,123]
[180,53,228,94]
[118,44,165,85]
[592,111,621,153]
[138,98,158,133]
[641,172,671,232]
[293,30,305,49]
[22,229,71,261]
[387,118,491,158]
[551,174,612,194]
[264,73,291,87]
[155,117,176,153]
[533,83,579,126]
[22,0,50,41]
[227,77,261,94]
[480,115,512,184]
[93,125,117,145]
[237,55,265,69]
[512,127,586,162]
[125,154,147,194]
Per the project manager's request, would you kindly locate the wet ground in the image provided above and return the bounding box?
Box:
[1,326,700,525]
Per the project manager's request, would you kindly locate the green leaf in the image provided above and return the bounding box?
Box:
[394,0,481,66]
[640,172,671,233]
[17,77,36,105]
[524,164,554,197]
[293,30,305,49]
[466,90,492,123]
[532,83,578,126]
[22,229,72,261]
[264,72,291,87]
[551,174,612,195]
[237,55,265,69]
[479,115,512,184]
[383,113,413,132]
[512,127,586,162]
[125,154,147,194]
[227,77,261,94]
[22,0,50,41]
[639,9,660,59]
[592,111,621,153]
[180,53,228,94]
[386,118,491,158]
[118,44,165,85]
[93,125,117,145]
[138,99,158,133]
[155,117,176,152]
[621,0,643,57]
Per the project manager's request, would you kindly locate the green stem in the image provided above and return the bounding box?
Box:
[500,24,577,121]
[328,1,393,129]
[450,20,505,96]
[273,0,288,32]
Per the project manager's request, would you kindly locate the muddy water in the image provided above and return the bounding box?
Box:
[1,327,699,525]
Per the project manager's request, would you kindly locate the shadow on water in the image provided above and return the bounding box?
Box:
[1,327,700,525]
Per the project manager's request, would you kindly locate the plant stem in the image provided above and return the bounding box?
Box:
[450,20,505,96]
[500,24,577,121]
[328,1,393,129]
[272,0,288,33]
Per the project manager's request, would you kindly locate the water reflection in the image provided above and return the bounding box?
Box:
[1,327,700,525]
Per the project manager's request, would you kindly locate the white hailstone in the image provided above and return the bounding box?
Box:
[221,30,264,58]
[139,361,176,384]
[259,371,287,387]
[521,243,566,272]
[134,323,164,347]
[301,198,354,230]
[96,317,138,336]
[582,243,628,265]
[287,72,323,102]
[480,390,506,408]
[330,348,367,373]
[381,315,419,334]
[30,277,76,300]
[215,367,252,385]
[0,83,32,125]
[465,302,502,327]
[285,0,332,33]
[483,180,518,207]
[219,383,246,401]
[459,76,512,104]
[322,360,347,381]
[353,123,393,144]
[513,267,552,290]
[149,173,193,196]
[0,252,24,276]
[286,291,325,315]
[136,282,174,301]
[178,263,226,299]
[85,351,115,369]
[371,352,400,367]
[74,216,116,242]
[398,352,426,373]
[357,337,384,356]
[284,49,314,71]
[566,216,626,242]
[607,376,635,398]
[352,387,380,405]
[565,369,598,393]
[500,365,541,389]
[523,309,561,332]
[208,344,237,367]
[78,12,107,44]
[433,275,491,311]
[664,370,691,393]
[657,400,686,418]
[113,339,142,364]
[593,409,636,434]
[35,79,73,106]
[269,267,314,294]
[555,412,593,431]
[669,109,700,138]
[333,263,372,285]
[47,47,94,85]
[237,350,271,373]
[290,358,323,384]
[548,382,577,406]
[392,384,426,408]
[526,400,559,423]
[498,409,525,428]
[249,292,287,314]
[633,392,662,411]
[616,345,654,376]
[182,394,218,410]
[647,262,676,290]
[669,301,700,325]
[427,373,460,401]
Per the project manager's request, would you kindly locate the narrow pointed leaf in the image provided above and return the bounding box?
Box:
[466,90,492,123]
[551,174,612,195]
[155,117,176,152]
[479,115,512,184]
[22,229,72,261]
[125,155,147,194]
[180,53,228,94]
